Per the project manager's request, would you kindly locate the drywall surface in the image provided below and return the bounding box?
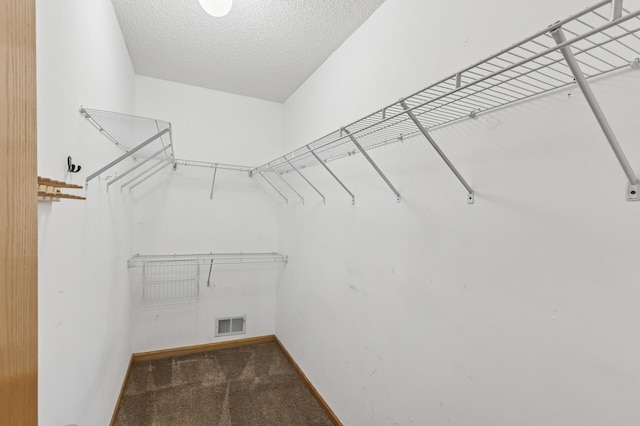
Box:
[131,77,283,352]
[278,0,640,425]
[36,0,135,424]
[135,75,283,165]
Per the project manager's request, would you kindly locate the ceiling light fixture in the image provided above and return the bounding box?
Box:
[199,0,233,17]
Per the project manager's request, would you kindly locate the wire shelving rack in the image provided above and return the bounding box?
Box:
[128,252,289,268]
[253,0,640,204]
[174,159,254,199]
[129,252,288,300]
[81,107,175,191]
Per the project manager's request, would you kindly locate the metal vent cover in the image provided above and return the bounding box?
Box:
[215,315,246,337]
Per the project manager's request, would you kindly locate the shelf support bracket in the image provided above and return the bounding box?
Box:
[551,27,639,201]
[86,127,170,184]
[286,159,326,204]
[209,163,218,199]
[269,165,304,204]
[400,100,475,204]
[611,0,623,21]
[307,146,355,205]
[343,128,401,203]
[257,171,288,204]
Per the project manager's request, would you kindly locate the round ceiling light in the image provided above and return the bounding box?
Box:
[199,0,233,17]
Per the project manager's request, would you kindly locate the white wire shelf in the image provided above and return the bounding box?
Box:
[128,252,289,267]
[81,108,173,158]
[253,0,640,203]
[175,158,253,173]
[81,107,176,189]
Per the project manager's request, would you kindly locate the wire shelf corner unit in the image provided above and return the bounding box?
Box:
[253,0,640,204]
[81,107,176,191]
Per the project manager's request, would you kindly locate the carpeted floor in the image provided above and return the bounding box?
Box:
[114,341,334,425]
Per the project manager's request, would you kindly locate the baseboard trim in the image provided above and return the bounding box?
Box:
[110,354,133,426]
[132,335,276,362]
[274,336,343,426]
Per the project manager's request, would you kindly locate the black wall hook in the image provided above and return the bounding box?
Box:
[67,156,81,173]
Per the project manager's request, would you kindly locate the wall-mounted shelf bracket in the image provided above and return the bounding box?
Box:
[611,0,623,21]
[257,171,288,204]
[551,26,639,202]
[400,100,475,204]
[209,164,219,199]
[269,165,304,204]
[627,183,639,201]
[343,128,401,203]
[286,159,326,204]
[307,146,355,205]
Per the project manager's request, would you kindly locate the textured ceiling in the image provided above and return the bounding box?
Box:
[111,0,386,103]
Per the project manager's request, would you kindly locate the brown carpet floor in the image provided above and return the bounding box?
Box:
[114,341,334,426]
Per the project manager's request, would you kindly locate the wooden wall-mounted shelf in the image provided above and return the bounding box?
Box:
[37,176,85,202]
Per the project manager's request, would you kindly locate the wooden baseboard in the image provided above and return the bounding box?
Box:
[132,335,276,362]
[110,354,133,426]
[274,336,343,426]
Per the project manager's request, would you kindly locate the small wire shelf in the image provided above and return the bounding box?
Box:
[142,263,199,306]
[174,159,253,173]
[254,1,640,175]
[131,253,288,305]
[81,107,176,189]
[81,108,173,158]
[128,252,289,268]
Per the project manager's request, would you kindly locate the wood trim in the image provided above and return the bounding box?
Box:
[132,335,276,362]
[274,337,343,426]
[0,0,38,424]
[110,355,134,426]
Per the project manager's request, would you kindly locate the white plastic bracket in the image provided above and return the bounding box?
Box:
[467,192,475,204]
[626,183,639,201]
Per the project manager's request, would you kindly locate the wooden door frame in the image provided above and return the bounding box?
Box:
[0,0,38,424]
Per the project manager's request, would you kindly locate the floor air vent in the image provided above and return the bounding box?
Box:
[216,316,246,337]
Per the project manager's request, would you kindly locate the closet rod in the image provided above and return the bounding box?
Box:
[86,128,170,183]
[107,145,171,189]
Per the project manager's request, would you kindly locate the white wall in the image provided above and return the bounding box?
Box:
[36,0,136,425]
[135,75,283,164]
[131,77,283,352]
[278,0,640,425]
